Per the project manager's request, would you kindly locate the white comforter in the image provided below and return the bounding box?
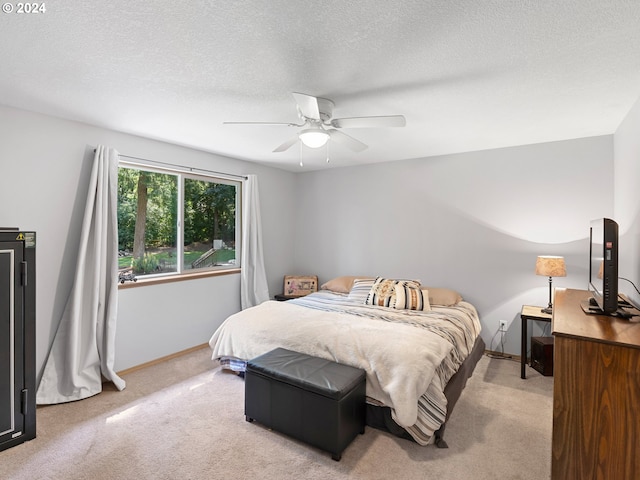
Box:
[209,291,481,443]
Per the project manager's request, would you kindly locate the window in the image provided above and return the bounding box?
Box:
[117,163,241,279]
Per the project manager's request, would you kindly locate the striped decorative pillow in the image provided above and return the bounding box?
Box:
[394,285,431,311]
[348,278,376,303]
[365,277,420,308]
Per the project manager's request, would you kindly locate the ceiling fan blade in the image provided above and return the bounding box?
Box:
[273,136,299,153]
[330,115,406,129]
[327,129,368,152]
[292,92,321,120]
[223,121,300,126]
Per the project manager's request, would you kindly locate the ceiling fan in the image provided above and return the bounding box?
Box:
[223,92,406,153]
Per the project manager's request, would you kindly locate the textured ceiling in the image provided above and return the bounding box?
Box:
[1,1,640,171]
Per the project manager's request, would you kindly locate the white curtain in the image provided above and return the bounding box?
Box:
[37,145,125,404]
[240,174,270,309]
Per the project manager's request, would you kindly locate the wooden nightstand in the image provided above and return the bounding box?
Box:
[520,305,552,379]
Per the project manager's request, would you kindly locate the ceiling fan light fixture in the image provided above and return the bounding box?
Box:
[299,128,329,148]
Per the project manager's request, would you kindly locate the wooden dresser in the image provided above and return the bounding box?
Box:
[551,288,640,479]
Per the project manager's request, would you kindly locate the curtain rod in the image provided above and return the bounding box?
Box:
[94,149,248,180]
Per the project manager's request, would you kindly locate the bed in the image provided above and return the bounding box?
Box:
[209,276,485,447]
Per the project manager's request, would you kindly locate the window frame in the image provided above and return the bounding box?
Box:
[117,160,242,286]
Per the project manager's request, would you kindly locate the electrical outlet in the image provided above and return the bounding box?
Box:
[499,320,508,332]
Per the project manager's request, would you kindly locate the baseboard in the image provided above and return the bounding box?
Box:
[117,343,209,377]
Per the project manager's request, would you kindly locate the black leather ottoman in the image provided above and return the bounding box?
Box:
[245,348,366,461]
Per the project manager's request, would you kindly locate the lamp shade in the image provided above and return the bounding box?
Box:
[535,256,567,277]
[299,128,329,148]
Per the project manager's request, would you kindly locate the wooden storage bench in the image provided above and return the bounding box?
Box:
[245,348,366,461]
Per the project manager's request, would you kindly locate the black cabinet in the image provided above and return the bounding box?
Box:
[531,336,554,376]
[0,229,36,452]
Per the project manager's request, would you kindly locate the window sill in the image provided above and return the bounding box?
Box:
[117,267,241,289]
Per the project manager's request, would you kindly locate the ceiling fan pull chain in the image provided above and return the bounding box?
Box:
[326,141,330,163]
[299,141,304,167]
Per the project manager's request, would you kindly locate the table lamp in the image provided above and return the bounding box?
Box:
[535,256,567,314]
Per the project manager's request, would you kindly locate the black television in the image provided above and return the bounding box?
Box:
[588,218,619,314]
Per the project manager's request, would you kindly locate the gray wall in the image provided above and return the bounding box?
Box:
[292,136,614,354]
[1,99,631,373]
[614,95,640,305]
[0,104,297,374]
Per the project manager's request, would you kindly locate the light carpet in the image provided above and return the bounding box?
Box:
[0,349,552,480]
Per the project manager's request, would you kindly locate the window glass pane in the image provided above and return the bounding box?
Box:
[117,164,240,280]
[183,178,237,271]
[118,168,178,276]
